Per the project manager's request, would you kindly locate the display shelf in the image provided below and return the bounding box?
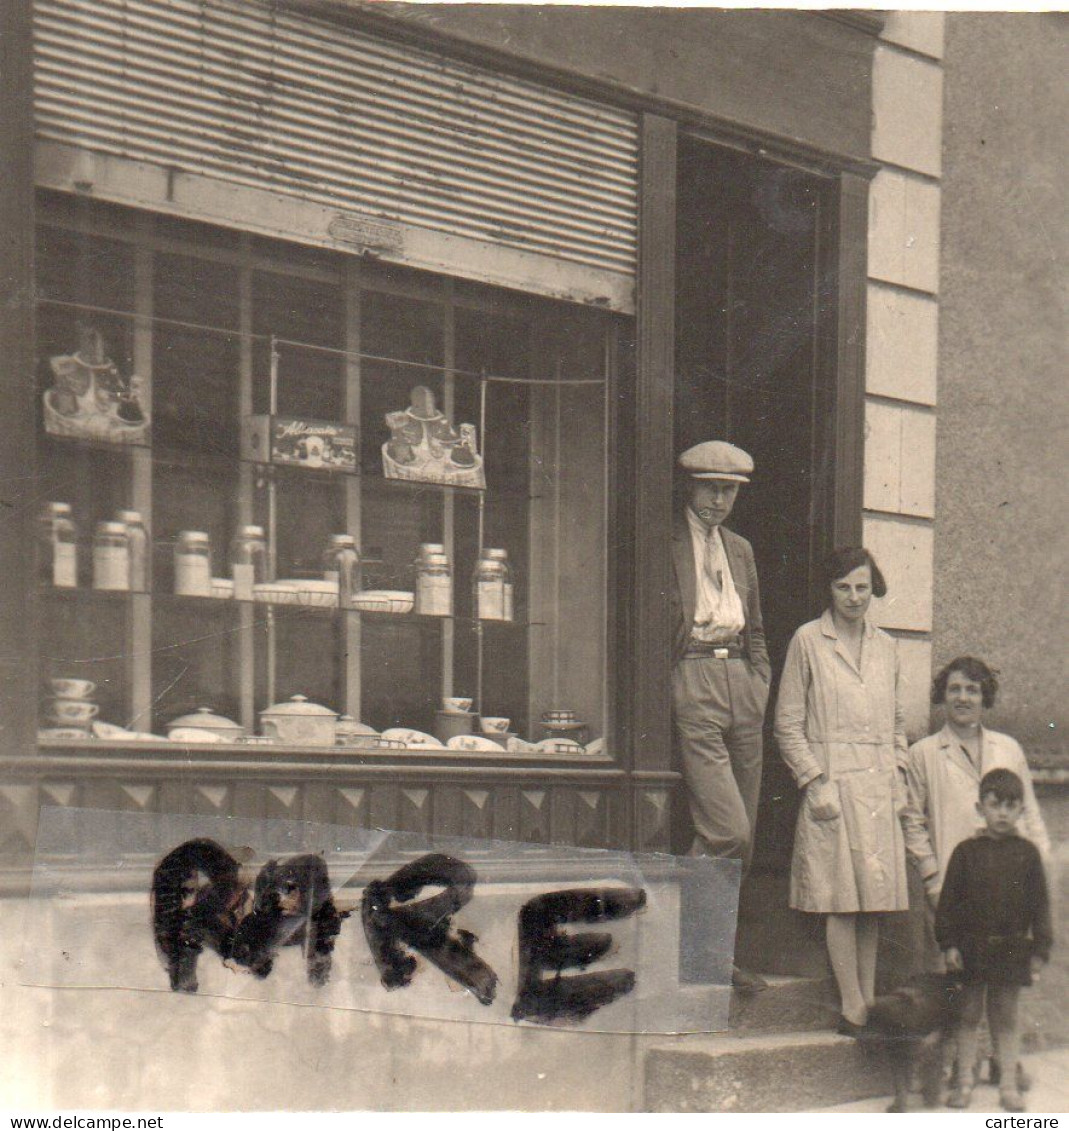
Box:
[39,430,151,456]
[40,433,544,501]
[38,583,145,602]
[39,584,541,626]
[33,734,615,767]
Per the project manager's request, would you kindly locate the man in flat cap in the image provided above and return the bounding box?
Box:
[671,440,770,990]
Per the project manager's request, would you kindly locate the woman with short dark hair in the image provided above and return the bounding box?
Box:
[904,655,1048,905]
[930,655,999,710]
[775,547,909,1033]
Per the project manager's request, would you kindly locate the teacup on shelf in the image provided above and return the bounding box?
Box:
[442,696,473,714]
[49,677,96,700]
[46,698,99,725]
[479,716,510,734]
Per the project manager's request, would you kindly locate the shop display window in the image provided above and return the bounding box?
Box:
[33,193,620,759]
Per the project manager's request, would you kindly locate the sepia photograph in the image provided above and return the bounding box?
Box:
[0,0,1065,1117]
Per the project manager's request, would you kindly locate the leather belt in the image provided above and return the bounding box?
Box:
[684,638,745,660]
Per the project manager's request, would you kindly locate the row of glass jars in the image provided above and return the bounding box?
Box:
[40,506,515,620]
[176,527,515,620]
[38,502,148,592]
[415,542,514,620]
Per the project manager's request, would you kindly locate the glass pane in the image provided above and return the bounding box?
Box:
[153,253,241,456]
[152,596,243,730]
[39,591,130,729]
[252,272,344,421]
[34,206,614,761]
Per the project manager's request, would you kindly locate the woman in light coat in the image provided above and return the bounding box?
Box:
[775,547,909,1033]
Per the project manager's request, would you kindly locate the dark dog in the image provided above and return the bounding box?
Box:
[228,854,348,986]
[861,975,964,1112]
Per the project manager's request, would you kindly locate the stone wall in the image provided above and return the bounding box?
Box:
[934,13,1068,756]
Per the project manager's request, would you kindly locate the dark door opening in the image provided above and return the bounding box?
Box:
[674,138,839,884]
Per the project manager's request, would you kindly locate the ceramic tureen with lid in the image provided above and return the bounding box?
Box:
[259,694,338,745]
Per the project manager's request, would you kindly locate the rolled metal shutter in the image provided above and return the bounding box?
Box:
[33,0,638,309]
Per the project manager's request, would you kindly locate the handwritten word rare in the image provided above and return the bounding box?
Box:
[151,839,646,1024]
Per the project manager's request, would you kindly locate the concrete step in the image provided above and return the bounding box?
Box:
[728,974,838,1033]
[643,1030,892,1112]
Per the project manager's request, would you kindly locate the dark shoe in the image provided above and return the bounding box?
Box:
[947,1085,973,1109]
[731,965,768,993]
[991,1059,1033,1093]
[1000,1088,1026,1113]
[837,1014,868,1038]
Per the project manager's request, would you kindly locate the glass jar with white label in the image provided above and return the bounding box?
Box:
[474,550,511,622]
[230,524,268,601]
[174,531,213,597]
[117,509,148,592]
[415,550,452,616]
[38,502,78,588]
[484,547,514,622]
[93,521,131,591]
[322,533,360,608]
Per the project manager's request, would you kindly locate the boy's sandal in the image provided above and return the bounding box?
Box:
[946,1086,973,1109]
[1000,1089,1026,1113]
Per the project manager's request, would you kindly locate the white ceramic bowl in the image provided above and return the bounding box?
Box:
[446,735,504,752]
[352,590,415,614]
[479,716,510,734]
[253,582,300,605]
[294,581,341,608]
[381,727,444,748]
[537,738,585,755]
[442,697,473,713]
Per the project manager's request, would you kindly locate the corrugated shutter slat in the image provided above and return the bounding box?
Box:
[33,0,638,281]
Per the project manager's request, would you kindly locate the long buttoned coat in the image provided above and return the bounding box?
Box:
[774,611,909,913]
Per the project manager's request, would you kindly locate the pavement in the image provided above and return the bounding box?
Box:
[822,1048,1069,1114]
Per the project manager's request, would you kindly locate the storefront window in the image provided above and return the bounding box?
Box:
[34,194,617,758]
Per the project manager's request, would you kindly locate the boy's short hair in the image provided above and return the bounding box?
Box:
[979,767,1024,804]
[931,655,999,708]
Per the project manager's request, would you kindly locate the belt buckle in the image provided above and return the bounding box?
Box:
[713,646,730,659]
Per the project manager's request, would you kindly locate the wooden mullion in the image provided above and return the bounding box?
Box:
[0,0,37,756]
[342,259,363,720]
[236,245,256,733]
[127,231,154,731]
[440,280,456,701]
[631,113,678,778]
[830,172,868,551]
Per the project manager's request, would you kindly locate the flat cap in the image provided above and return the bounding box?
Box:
[678,440,753,482]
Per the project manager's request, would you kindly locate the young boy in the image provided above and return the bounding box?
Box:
[935,768,1053,1111]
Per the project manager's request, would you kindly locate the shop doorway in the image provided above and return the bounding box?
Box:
[674,139,840,971]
